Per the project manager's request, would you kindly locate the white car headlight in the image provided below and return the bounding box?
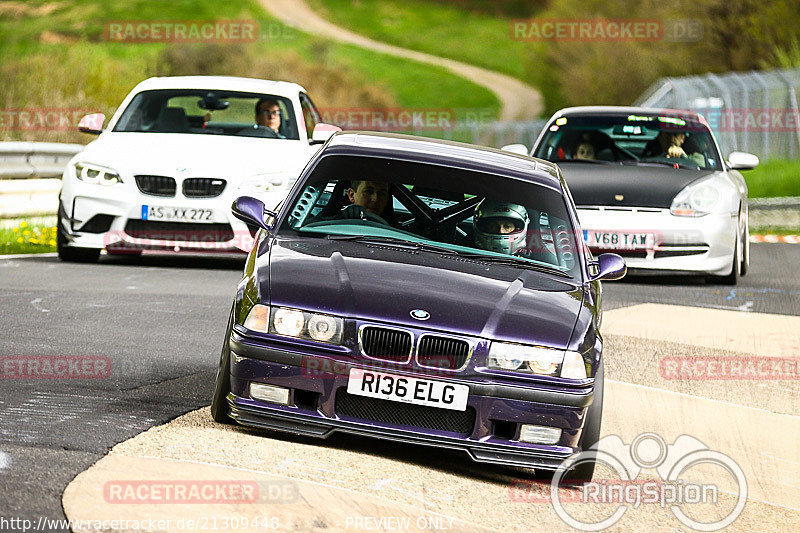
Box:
[74,163,122,185]
[242,304,343,345]
[487,342,586,379]
[670,180,721,217]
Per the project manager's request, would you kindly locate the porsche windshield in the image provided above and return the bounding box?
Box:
[280,155,582,279]
[113,89,300,140]
[533,114,722,171]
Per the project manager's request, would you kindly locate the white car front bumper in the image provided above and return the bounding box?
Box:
[59,174,288,254]
[577,207,738,276]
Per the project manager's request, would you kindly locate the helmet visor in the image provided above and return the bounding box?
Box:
[475,216,525,235]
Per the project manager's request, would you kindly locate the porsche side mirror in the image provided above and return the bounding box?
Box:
[591,253,626,281]
[310,123,342,145]
[500,144,529,156]
[78,113,106,135]
[727,151,759,170]
[232,196,276,231]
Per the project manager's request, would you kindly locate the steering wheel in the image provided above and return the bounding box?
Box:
[237,125,279,139]
[640,155,700,169]
[339,204,390,225]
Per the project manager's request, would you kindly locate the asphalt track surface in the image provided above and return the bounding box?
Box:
[0,244,798,532]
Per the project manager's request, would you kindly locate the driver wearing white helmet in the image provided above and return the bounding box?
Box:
[473,199,529,255]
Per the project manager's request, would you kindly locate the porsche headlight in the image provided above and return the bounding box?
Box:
[670,181,721,217]
[488,342,586,379]
[242,304,343,344]
[74,163,122,185]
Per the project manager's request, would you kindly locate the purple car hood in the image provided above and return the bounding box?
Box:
[266,237,585,348]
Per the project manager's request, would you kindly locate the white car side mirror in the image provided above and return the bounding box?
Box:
[311,123,342,145]
[78,113,106,135]
[500,144,529,156]
[727,151,759,170]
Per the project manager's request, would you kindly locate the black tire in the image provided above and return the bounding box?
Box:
[211,308,236,424]
[712,237,739,286]
[57,209,100,263]
[563,360,604,482]
[740,213,749,277]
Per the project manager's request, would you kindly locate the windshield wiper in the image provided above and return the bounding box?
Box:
[326,234,459,255]
[444,252,571,277]
[326,235,571,277]
[621,159,692,169]
[554,159,616,165]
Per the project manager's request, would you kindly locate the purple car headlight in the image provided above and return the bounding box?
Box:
[488,342,587,379]
[243,304,343,345]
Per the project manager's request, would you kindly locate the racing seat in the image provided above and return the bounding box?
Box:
[156,107,189,133]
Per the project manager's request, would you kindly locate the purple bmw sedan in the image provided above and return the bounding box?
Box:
[211,131,625,480]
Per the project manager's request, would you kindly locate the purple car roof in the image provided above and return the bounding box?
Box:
[323,131,566,193]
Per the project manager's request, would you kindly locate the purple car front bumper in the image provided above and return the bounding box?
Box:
[226,331,596,470]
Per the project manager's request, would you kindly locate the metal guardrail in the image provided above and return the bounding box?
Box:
[0,142,83,179]
[0,142,83,218]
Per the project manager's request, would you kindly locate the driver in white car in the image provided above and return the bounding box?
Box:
[254,98,286,138]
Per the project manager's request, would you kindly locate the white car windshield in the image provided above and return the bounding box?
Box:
[534,114,723,171]
[113,89,300,140]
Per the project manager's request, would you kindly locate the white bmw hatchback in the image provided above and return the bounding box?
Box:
[58,75,328,262]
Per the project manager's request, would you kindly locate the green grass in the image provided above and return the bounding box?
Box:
[0,0,499,145]
[260,20,500,119]
[743,159,800,198]
[307,0,554,114]
[0,219,57,255]
[751,226,800,235]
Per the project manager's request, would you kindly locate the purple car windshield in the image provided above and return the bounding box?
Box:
[280,155,581,279]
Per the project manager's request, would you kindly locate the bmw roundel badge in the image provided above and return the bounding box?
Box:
[410,309,430,320]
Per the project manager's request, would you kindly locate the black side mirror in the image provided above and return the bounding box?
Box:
[591,253,626,281]
[231,196,276,232]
